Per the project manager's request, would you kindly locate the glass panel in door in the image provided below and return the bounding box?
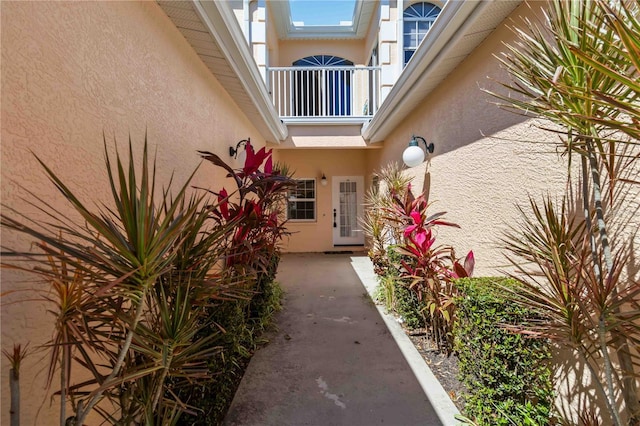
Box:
[332,176,365,246]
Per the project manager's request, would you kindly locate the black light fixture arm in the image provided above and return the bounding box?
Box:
[230,138,251,158]
[410,135,434,154]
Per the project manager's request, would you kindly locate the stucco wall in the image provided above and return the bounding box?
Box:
[373,3,570,277]
[278,39,367,66]
[373,4,640,417]
[266,1,280,67]
[363,0,381,64]
[275,149,369,252]
[1,1,265,424]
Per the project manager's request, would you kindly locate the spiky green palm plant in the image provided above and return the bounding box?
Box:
[1,135,240,425]
[490,1,640,422]
[362,162,413,272]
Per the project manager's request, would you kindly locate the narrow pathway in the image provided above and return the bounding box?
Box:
[224,253,443,426]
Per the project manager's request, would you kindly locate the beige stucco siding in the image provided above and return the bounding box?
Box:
[1,2,266,424]
[373,3,569,277]
[275,149,369,252]
[278,39,367,66]
[266,2,281,67]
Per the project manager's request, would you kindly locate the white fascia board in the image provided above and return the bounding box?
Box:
[362,0,489,143]
[270,0,369,40]
[193,0,288,142]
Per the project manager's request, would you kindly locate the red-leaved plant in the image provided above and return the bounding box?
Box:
[391,184,474,353]
[198,140,293,279]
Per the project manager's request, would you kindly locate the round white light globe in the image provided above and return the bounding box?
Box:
[402,145,425,168]
[237,148,247,165]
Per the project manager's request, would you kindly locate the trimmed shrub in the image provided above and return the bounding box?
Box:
[374,246,426,330]
[393,281,426,330]
[454,277,554,425]
[177,273,283,426]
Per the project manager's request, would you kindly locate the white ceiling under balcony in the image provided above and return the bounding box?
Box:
[270,0,377,40]
[157,0,287,143]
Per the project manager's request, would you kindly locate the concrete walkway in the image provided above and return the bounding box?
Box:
[224,253,451,426]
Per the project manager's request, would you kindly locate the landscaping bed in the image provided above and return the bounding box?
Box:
[406,328,467,411]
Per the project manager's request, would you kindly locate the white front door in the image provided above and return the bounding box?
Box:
[332,176,365,246]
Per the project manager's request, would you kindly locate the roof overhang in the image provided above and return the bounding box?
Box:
[157,0,287,143]
[362,0,522,143]
[269,0,377,40]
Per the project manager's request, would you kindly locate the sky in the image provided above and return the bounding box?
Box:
[289,0,357,26]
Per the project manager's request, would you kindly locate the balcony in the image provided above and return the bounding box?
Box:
[268,66,380,124]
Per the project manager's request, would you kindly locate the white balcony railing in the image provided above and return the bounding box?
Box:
[268,66,380,122]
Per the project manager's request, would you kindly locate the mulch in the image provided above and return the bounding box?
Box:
[406,328,467,412]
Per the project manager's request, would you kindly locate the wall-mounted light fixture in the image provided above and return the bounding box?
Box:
[229,138,250,159]
[402,135,434,168]
[320,173,328,186]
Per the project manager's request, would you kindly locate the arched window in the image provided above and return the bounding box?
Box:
[293,55,353,67]
[403,2,441,67]
[293,55,354,117]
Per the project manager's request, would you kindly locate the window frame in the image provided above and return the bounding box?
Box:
[402,2,441,67]
[287,178,317,222]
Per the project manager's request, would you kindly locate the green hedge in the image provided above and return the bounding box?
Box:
[454,277,554,425]
[374,246,426,330]
[176,257,283,426]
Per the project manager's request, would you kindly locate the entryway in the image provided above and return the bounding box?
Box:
[331,176,365,246]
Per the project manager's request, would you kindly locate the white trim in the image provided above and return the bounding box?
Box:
[362,0,492,142]
[243,0,250,41]
[397,0,404,81]
[270,0,376,40]
[351,256,460,426]
[282,117,372,125]
[288,178,317,222]
[332,176,365,246]
[193,0,288,142]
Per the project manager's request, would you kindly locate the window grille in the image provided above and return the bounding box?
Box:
[287,179,316,221]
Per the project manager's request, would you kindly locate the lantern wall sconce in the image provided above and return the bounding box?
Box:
[320,173,328,186]
[402,135,434,168]
[229,138,250,158]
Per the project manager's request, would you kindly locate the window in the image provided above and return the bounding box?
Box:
[403,2,441,67]
[292,55,354,117]
[287,179,316,221]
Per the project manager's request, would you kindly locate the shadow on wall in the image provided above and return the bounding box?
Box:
[552,346,617,424]
[386,3,550,164]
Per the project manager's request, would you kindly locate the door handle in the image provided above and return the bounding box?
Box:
[333,209,337,228]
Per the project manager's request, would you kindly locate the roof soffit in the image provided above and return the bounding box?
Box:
[157,0,287,143]
[363,0,523,143]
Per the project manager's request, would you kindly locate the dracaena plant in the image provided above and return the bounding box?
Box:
[362,162,412,275]
[503,193,640,426]
[488,0,640,422]
[390,183,474,353]
[1,136,242,425]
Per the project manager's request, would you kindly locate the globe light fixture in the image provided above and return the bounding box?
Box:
[402,135,434,168]
[321,173,328,186]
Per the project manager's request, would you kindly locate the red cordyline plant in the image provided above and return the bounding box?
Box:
[391,184,474,353]
[198,140,293,278]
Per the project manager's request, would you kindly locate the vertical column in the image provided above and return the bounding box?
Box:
[378,0,398,103]
[251,0,268,83]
